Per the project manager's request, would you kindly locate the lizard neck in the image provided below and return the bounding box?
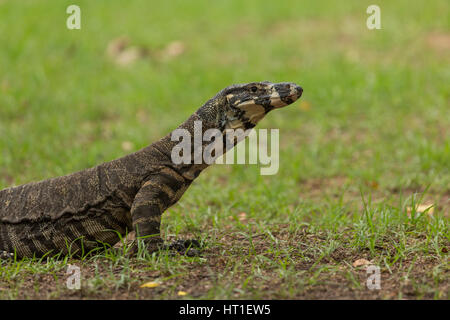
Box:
[142,111,214,181]
[140,92,227,181]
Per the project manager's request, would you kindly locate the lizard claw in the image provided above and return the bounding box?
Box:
[0,251,14,260]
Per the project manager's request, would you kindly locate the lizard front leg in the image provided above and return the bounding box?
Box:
[131,180,166,253]
[131,170,200,255]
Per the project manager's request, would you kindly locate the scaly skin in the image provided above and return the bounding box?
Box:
[0,81,302,258]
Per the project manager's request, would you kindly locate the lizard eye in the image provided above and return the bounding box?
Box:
[250,86,257,93]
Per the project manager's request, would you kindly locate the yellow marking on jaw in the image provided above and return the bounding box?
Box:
[226,119,244,129]
[240,103,264,114]
[240,104,265,123]
[236,99,255,107]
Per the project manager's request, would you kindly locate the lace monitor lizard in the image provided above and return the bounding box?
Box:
[0,81,303,259]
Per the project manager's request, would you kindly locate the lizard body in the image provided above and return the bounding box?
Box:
[0,81,302,258]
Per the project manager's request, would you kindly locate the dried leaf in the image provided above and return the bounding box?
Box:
[136,109,149,124]
[368,181,379,189]
[352,258,371,267]
[106,37,148,66]
[177,291,187,296]
[416,204,434,215]
[115,47,144,66]
[162,41,185,59]
[121,141,134,152]
[299,100,311,111]
[106,37,129,58]
[140,281,160,288]
[238,212,247,221]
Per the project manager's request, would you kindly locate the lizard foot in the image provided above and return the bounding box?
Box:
[0,251,14,260]
[119,238,202,257]
[162,239,202,257]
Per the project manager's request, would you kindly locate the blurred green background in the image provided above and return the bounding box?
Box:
[1,0,448,191]
[0,0,448,202]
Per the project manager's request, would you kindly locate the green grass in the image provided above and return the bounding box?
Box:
[0,0,449,299]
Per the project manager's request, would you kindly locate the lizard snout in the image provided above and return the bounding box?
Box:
[295,85,303,98]
[271,82,303,108]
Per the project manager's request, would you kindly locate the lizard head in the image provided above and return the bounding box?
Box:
[171,81,303,172]
[218,81,303,131]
